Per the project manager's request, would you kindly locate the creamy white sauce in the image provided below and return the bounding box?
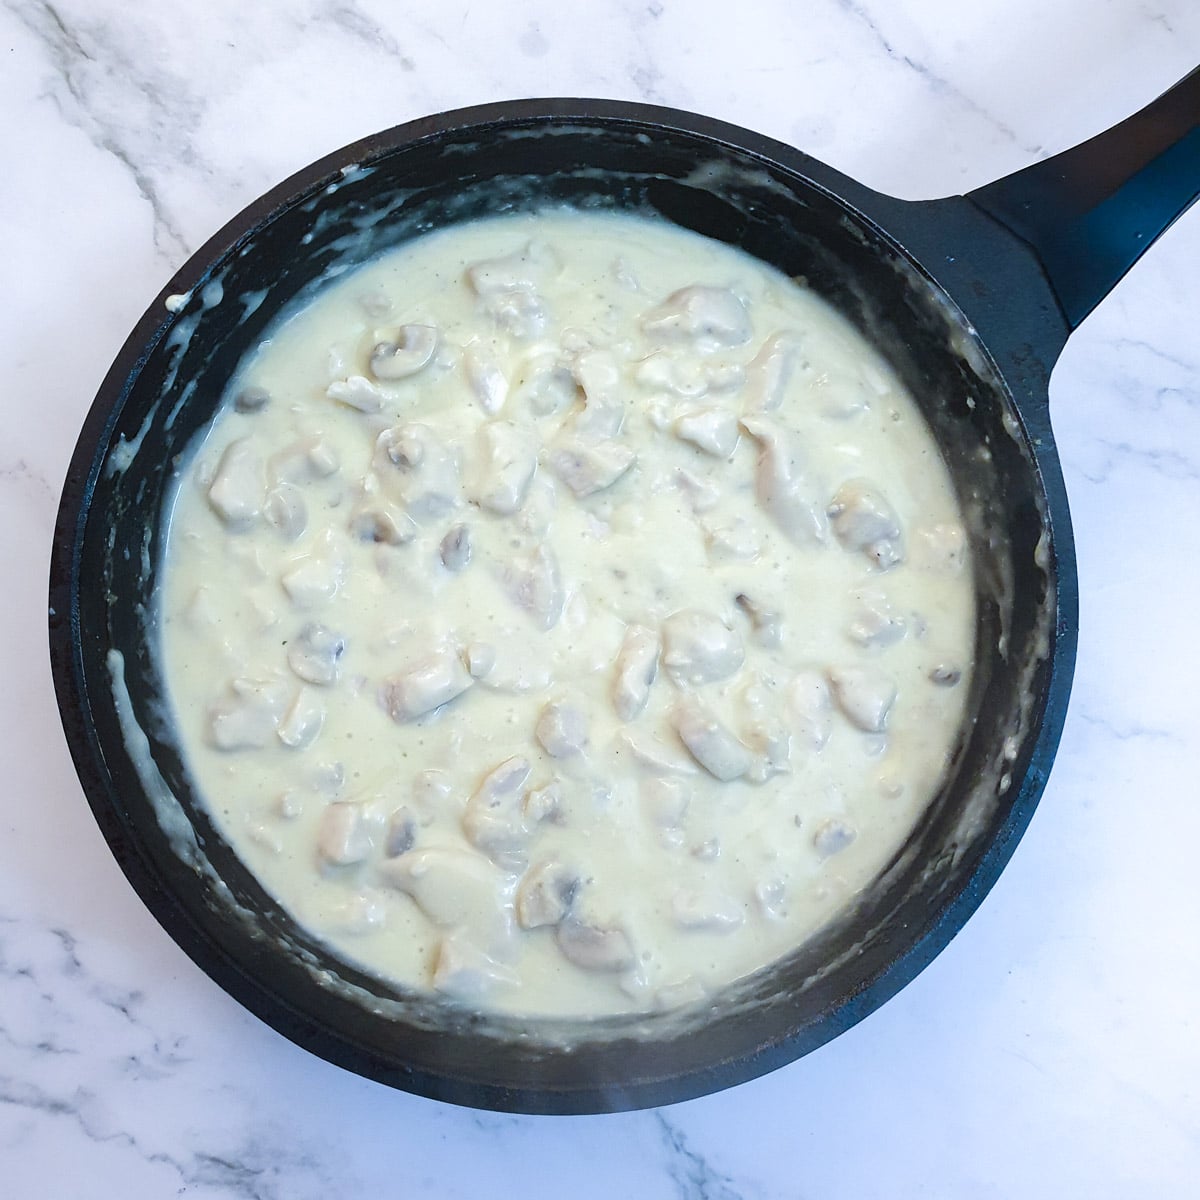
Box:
[159,210,974,1018]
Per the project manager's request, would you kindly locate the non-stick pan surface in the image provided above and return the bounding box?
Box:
[48,72,1199,1113]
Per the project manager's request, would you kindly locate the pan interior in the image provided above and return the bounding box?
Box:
[67,112,1057,1111]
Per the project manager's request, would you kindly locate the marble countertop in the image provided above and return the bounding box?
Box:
[4,1,1199,1195]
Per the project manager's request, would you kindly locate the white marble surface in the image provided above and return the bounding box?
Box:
[3,0,1198,1194]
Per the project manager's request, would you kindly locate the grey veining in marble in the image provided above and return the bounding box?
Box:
[2,1,1199,1196]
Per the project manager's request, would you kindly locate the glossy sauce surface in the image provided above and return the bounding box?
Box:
[160,210,974,1017]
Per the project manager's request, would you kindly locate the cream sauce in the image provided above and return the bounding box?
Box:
[159,210,974,1017]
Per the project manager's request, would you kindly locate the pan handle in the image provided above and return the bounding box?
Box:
[967,67,1200,331]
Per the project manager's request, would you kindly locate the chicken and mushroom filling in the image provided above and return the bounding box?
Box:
[160,210,974,1018]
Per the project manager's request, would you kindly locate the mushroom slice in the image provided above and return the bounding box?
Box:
[555,917,635,972]
[740,416,828,546]
[470,421,537,515]
[611,624,661,721]
[286,623,345,686]
[439,524,472,572]
[641,285,752,347]
[828,479,904,568]
[462,756,533,868]
[381,650,473,721]
[384,806,418,857]
[662,610,744,687]
[369,325,438,380]
[374,423,461,520]
[234,385,270,413]
[515,860,580,929]
[827,666,896,733]
[347,502,418,546]
[672,699,753,782]
[734,592,782,648]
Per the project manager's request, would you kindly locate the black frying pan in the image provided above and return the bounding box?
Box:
[48,70,1200,1114]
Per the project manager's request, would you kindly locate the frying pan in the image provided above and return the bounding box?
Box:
[48,70,1200,1114]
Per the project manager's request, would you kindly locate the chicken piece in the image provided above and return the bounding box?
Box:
[277,687,325,749]
[463,344,509,414]
[568,349,625,440]
[269,437,340,485]
[704,516,761,561]
[614,727,699,776]
[828,479,904,568]
[672,699,753,781]
[326,374,387,413]
[827,666,897,733]
[549,440,636,498]
[742,331,802,413]
[207,439,265,529]
[611,624,660,721]
[208,675,290,751]
[378,847,512,942]
[739,417,828,546]
[662,610,744,687]
[500,544,564,631]
[789,670,833,750]
[535,698,589,758]
[675,407,740,458]
[431,932,520,999]
[513,356,578,416]
[264,485,307,541]
[467,240,561,295]
[317,802,373,866]
[846,594,907,648]
[381,650,473,721]
[469,421,537,515]
[641,285,752,347]
[461,756,533,868]
[813,817,857,858]
[671,890,745,932]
